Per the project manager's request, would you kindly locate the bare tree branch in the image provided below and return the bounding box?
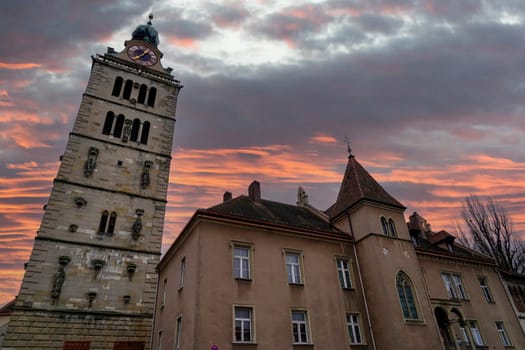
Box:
[460,195,525,274]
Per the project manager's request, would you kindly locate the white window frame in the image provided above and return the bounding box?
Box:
[175,315,182,350]
[346,313,363,344]
[468,320,484,346]
[161,278,167,307]
[233,245,251,280]
[291,310,310,344]
[336,258,352,289]
[459,326,470,346]
[496,321,512,346]
[479,277,494,303]
[441,272,467,299]
[178,257,185,289]
[234,306,254,343]
[285,251,303,285]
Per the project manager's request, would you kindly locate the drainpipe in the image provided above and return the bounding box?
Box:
[346,211,377,350]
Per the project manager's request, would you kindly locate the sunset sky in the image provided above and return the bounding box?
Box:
[2,0,525,305]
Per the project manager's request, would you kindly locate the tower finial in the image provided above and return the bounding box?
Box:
[148,13,154,25]
[344,136,353,157]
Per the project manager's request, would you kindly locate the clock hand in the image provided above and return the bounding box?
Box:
[132,49,150,60]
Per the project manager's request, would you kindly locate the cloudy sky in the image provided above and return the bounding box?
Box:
[2,0,525,305]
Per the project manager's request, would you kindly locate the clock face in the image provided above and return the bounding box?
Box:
[127,44,159,66]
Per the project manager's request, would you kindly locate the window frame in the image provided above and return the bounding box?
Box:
[285,251,303,285]
[381,216,389,236]
[478,277,494,303]
[396,271,420,321]
[232,244,252,280]
[178,257,185,290]
[161,278,167,308]
[291,309,311,344]
[336,258,352,289]
[468,320,485,346]
[346,313,364,345]
[496,321,512,347]
[233,305,254,343]
[175,315,182,350]
[441,272,468,300]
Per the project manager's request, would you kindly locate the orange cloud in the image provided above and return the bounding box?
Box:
[0,62,41,70]
[309,134,337,144]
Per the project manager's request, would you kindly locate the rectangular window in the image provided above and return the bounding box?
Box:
[479,277,494,303]
[157,331,162,350]
[233,246,251,280]
[469,321,484,346]
[291,310,310,344]
[459,327,470,346]
[286,252,302,284]
[234,306,253,343]
[452,274,467,299]
[441,272,467,299]
[346,313,363,344]
[442,273,457,298]
[179,258,185,289]
[496,321,512,346]
[161,278,167,307]
[337,258,352,289]
[175,316,182,350]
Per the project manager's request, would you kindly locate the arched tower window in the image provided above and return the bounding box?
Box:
[140,121,150,145]
[112,77,123,97]
[102,111,114,135]
[98,210,109,233]
[130,118,141,142]
[138,84,147,104]
[388,219,397,237]
[123,79,133,100]
[114,114,125,138]
[381,217,389,236]
[396,271,419,320]
[147,87,157,107]
[107,212,117,234]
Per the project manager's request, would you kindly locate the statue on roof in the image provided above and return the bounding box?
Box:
[132,13,160,47]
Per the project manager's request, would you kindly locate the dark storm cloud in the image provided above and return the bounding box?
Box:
[176,17,525,158]
[0,1,149,68]
[353,13,404,33]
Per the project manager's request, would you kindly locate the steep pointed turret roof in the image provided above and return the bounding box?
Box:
[328,155,404,220]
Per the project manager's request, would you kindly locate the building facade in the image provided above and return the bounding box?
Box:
[3,17,182,350]
[153,154,525,350]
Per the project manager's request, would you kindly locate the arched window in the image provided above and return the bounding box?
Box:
[388,219,397,237]
[102,111,114,135]
[381,217,389,235]
[98,210,109,233]
[140,121,150,145]
[112,77,123,97]
[396,272,419,320]
[147,87,156,107]
[130,118,141,142]
[107,212,117,234]
[138,84,147,104]
[123,79,133,100]
[114,114,125,138]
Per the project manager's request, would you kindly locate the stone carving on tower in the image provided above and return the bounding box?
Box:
[3,14,182,350]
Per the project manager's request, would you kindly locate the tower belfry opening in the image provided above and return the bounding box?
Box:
[3,17,182,350]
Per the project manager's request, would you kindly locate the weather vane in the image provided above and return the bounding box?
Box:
[344,136,352,156]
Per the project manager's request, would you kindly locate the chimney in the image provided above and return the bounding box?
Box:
[223,191,232,202]
[248,181,261,202]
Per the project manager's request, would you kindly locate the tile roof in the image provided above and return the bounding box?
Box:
[206,195,344,235]
[0,298,15,316]
[328,155,404,220]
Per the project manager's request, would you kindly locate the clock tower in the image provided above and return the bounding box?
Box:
[3,15,182,350]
